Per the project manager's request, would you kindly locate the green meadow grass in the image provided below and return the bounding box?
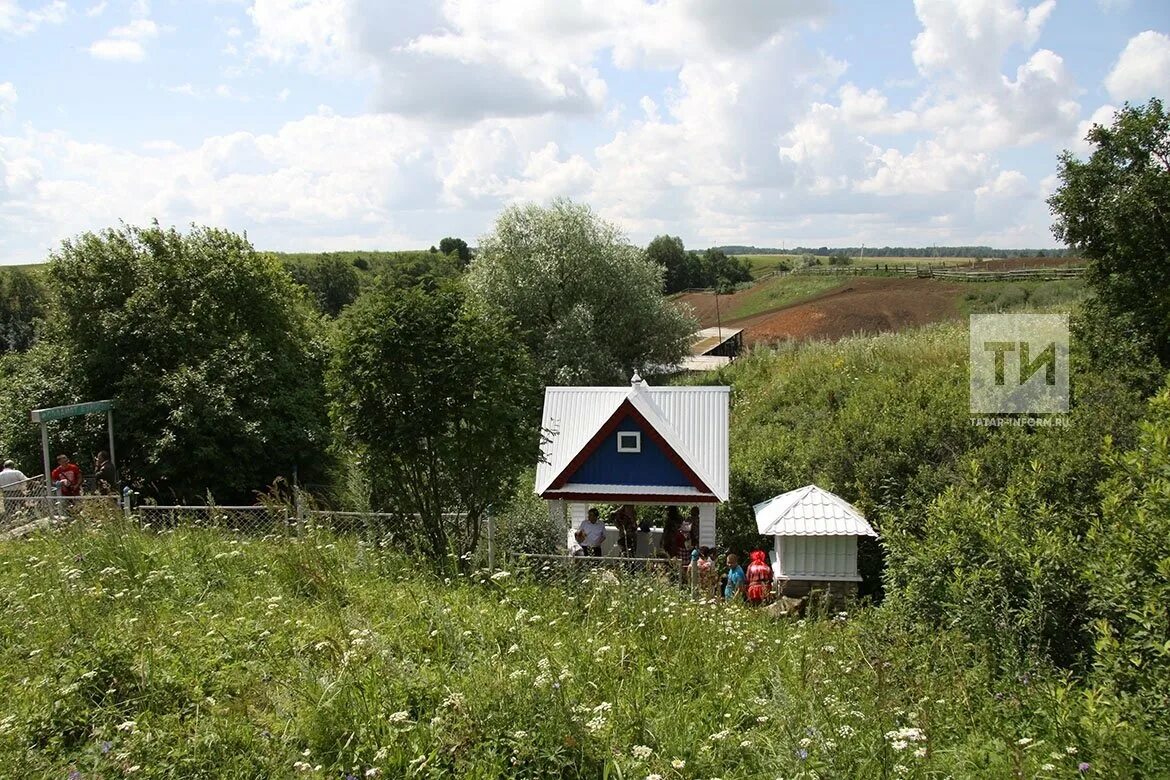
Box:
[0,517,1136,778]
[720,276,845,322]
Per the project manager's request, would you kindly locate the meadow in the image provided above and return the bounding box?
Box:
[0,516,1137,779]
[714,275,844,322]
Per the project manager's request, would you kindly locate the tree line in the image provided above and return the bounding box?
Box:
[717,245,1078,258]
[0,202,695,568]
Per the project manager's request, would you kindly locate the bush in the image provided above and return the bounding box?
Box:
[1087,381,1170,723]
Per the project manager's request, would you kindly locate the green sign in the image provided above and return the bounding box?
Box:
[30,400,114,423]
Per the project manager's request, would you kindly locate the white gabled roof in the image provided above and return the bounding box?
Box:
[753,485,878,537]
[535,378,729,501]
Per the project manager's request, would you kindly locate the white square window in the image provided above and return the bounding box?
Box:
[617,432,641,453]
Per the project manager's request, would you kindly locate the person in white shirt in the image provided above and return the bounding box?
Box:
[0,460,28,519]
[577,508,606,556]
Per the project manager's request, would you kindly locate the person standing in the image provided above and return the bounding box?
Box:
[745,550,773,605]
[578,508,606,556]
[723,553,746,602]
[0,460,28,519]
[51,454,82,497]
[92,451,116,495]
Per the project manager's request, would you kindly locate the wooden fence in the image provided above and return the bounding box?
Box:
[793,264,1086,281]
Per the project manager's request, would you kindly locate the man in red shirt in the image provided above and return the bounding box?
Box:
[51,454,82,496]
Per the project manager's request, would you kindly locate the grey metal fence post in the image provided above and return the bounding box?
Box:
[486,510,495,574]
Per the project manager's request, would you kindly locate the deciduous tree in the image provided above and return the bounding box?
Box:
[0,224,331,502]
[468,199,696,384]
[1049,99,1170,366]
[329,278,541,566]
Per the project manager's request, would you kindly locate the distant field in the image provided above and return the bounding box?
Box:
[675,274,843,324]
[676,272,1088,346]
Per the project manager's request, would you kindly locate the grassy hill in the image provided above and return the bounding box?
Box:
[0,518,1125,778]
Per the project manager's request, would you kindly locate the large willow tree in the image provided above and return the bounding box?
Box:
[468,199,697,385]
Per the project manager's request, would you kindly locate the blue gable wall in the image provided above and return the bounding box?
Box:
[564,416,694,487]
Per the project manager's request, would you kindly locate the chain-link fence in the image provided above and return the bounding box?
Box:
[1,484,122,538]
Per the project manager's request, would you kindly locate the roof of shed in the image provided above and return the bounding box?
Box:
[753,485,878,537]
[536,377,729,501]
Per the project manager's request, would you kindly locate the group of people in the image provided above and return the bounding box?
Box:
[569,503,776,604]
[572,504,701,558]
[712,549,775,604]
[0,451,117,504]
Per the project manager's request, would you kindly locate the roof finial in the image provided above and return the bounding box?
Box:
[630,370,643,386]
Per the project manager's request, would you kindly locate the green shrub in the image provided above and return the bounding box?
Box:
[1087,381,1170,731]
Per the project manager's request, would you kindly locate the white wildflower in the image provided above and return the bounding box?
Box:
[631,744,653,760]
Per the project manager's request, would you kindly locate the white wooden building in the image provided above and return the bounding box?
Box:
[535,374,729,551]
[753,485,877,587]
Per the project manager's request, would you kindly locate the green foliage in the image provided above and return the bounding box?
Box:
[646,234,691,293]
[1049,99,1170,365]
[272,250,455,286]
[1087,382,1170,722]
[0,224,332,502]
[284,256,360,318]
[491,470,559,556]
[329,278,541,565]
[680,325,983,567]
[437,237,471,267]
[959,279,1088,314]
[883,463,1095,670]
[1,520,1158,777]
[469,199,697,384]
[0,266,47,353]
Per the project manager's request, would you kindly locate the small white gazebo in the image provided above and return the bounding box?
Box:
[753,485,877,586]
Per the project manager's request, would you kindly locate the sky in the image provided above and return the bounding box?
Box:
[0,0,1168,265]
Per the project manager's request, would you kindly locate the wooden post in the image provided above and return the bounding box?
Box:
[698,504,716,549]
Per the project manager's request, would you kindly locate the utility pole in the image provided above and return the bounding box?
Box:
[715,288,723,344]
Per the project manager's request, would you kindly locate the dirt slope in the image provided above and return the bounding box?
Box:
[679,277,967,346]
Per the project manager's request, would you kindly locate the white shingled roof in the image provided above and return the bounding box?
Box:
[753,485,878,537]
[535,378,729,501]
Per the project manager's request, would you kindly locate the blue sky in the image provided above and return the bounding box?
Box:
[1,0,1167,264]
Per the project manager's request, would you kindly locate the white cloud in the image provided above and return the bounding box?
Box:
[245,0,831,122]
[0,112,449,263]
[1105,31,1170,102]
[88,18,159,62]
[909,1,1079,151]
[912,0,1055,87]
[0,82,16,115]
[85,1,106,17]
[0,0,67,34]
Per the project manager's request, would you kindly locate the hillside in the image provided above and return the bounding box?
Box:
[676,274,1087,345]
[0,519,1133,778]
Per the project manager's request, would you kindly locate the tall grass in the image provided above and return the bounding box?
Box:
[0,518,1143,778]
[720,276,843,321]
